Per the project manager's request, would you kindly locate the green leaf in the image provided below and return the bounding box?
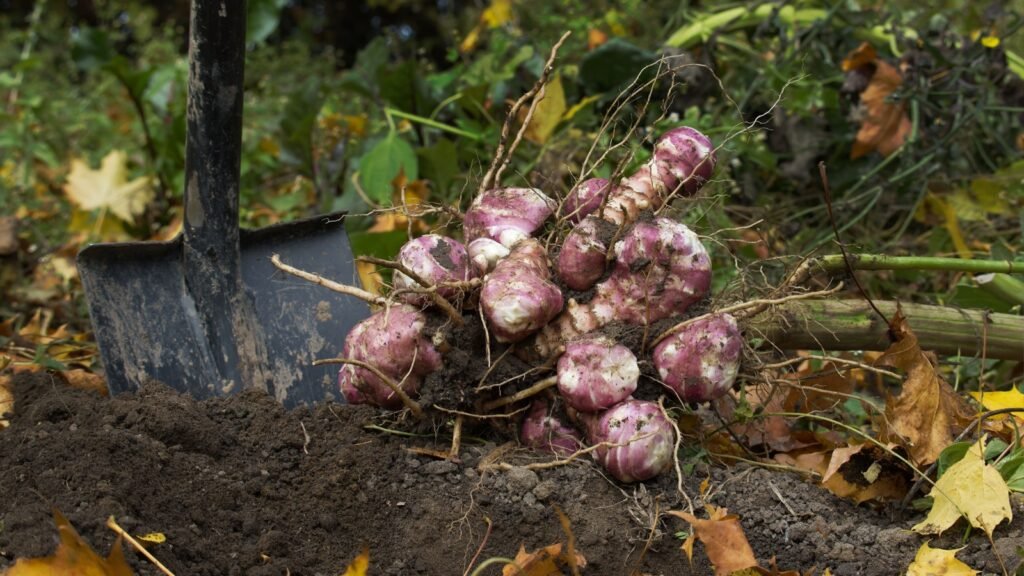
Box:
[71,27,115,71]
[579,38,657,93]
[937,441,971,478]
[418,138,458,196]
[278,80,324,171]
[997,452,1024,492]
[348,229,408,260]
[359,134,418,204]
[247,0,288,45]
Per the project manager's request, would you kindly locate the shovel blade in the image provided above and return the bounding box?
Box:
[78,212,369,407]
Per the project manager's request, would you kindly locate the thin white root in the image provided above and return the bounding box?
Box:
[271,254,385,306]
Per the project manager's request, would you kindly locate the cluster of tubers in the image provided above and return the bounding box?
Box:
[338,126,743,482]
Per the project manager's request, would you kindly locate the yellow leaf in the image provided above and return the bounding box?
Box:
[482,0,512,28]
[341,547,370,576]
[501,543,586,576]
[521,75,566,144]
[0,374,13,429]
[906,542,978,575]
[969,389,1024,419]
[981,35,1000,48]
[64,150,154,222]
[356,261,384,297]
[136,532,166,544]
[4,509,133,576]
[912,437,1012,538]
[563,95,601,123]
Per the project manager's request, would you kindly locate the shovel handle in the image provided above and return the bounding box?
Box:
[183,0,245,265]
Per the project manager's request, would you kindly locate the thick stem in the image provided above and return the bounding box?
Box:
[815,254,1024,275]
[749,300,1024,361]
[977,273,1024,307]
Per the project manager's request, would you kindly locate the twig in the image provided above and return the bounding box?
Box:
[450,414,464,460]
[479,31,571,193]
[767,480,798,518]
[659,398,695,515]
[299,421,310,455]
[106,516,175,576]
[462,516,493,576]
[652,284,844,348]
[272,254,385,306]
[434,404,529,419]
[761,355,901,380]
[313,357,423,418]
[480,434,656,472]
[358,255,464,326]
[481,376,558,411]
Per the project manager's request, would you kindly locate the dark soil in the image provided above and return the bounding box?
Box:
[1,371,1022,575]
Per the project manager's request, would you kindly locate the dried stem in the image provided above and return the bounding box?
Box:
[106,516,175,576]
[482,375,558,411]
[479,31,571,194]
[271,254,385,306]
[313,357,423,418]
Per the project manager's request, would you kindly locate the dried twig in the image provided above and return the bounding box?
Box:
[271,254,384,306]
[481,376,558,411]
[357,255,465,326]
[106,516,175,576]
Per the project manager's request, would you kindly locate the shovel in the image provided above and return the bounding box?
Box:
[78,0,369,407]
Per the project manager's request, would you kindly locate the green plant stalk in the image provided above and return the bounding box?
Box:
[976,273,1024,307]
[385,108,482,141]
[750,300,1024,361]
[665,5,827,48]
[814,254,1024,275]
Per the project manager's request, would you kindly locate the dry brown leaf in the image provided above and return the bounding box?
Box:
[4,509,133,576]
[668,505,759,576]
[61,369,109,396]
[502,543,586,576]
[776,446,908,504]
[842,42,911,158]
[878,310,973,466]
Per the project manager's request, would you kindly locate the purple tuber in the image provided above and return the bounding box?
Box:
[338,305,443,408]
[463,187,557,248]
[393,234,476,304]
[520,399,584,456]
[557,337,638,413]
[480,238,564,342]
[556,215,607,291]
[653,313,742,403]
[561,178,610,223]
[584,399,675,483]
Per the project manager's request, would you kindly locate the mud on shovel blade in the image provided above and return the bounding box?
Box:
[77,0,368,407]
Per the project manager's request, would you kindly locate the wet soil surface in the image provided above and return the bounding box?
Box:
[1,371,1022,575]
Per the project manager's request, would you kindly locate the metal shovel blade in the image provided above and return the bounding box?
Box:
[78,214,368,407]
[78,0,370,407]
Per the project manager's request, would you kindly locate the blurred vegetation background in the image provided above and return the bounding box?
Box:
[0,0,1021,369]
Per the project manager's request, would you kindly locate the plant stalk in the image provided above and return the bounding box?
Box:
[976,273,1024,307]
[813,254,1024,275]
[749,299,1024,361]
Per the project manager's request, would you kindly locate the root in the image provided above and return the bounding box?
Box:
[358,255,465,326]
[481,376,558,411]
[313,357,423,418]
[271,254,385,306]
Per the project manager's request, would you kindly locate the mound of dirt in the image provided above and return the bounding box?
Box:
[1,371,1021,575]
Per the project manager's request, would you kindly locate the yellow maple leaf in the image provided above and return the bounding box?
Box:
[341,547,369,576]
[912,437,1012,538]
[969,389,1024,419]
[64,150,153,222]
[906,542,978,576]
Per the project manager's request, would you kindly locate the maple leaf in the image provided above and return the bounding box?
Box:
[906,542,978,576]
[668,505,759,576]
[64,150,154,222]
[3,509,133,576]
[878,311,974,466]
[341,547,370,576]
[501,543,586,576]
[842,42,912,159]
[913,437,1012,538]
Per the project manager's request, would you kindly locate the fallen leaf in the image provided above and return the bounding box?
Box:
[135,532,165,544]
[64,150,154,222]
[906,542,978,575]
[776,446,908,504]
[668,505,758,576]
[459,0,512,53]
[969,388,1024,419]
[913,437,1012,537]
[878,311,973,466]
[4,509,133,575]
[587,29,608,49]
[0,374,13,428]
[842,43,911,158]
[519,74,566,144]
[821,443,867,483]
[342,547,370,576]
[60,369,109,396]
[502,543,586,576]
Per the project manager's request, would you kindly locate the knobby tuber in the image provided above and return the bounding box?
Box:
[319,124,731,483]
[653,313,742,403]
